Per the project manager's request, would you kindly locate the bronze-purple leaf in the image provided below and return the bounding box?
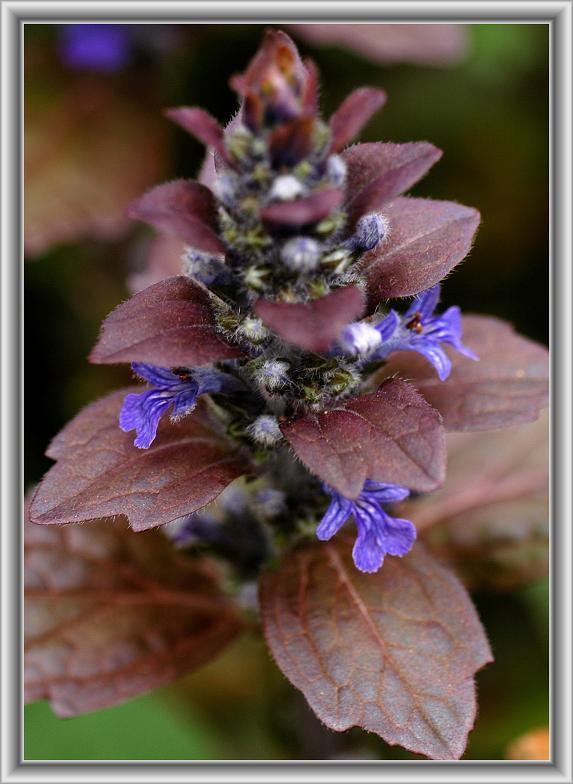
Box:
[29,390,249,531]
[261,188,343,227]
[25,507,242,717]
[259,540,493,760]
[328,87,387,153]
[165,106,230,163]
[90,276,244,367]
[401,412,549,590]
[128,179,225,254]
[361,197,480,304]
[254,286,365,353]
[281,379,445,498]
[343,142,442,226]
[382,316,549,431]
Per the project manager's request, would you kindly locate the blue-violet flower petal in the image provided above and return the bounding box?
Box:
[317,480,415,573]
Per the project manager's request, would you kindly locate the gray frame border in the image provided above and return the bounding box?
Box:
[2,2,571,783]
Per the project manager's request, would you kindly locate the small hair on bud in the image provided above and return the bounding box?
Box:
[237,316,270,345]
[326,154,347,188]
[247,415,283,447]
[339,322,383,357]
[254,359,290,391]
[280,236,322,273]
[348,213,390,253]
[269,174,306,202]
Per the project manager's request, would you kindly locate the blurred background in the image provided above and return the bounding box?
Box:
[24,23,549,761]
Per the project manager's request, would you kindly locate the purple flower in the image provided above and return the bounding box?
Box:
[119,363,231,449]
[317,480,416,573]
[59,24,132,72]
[182,249,235,287]
[373,284,478,380]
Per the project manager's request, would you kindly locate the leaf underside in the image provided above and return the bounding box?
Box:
[24,506,242,717]
[260,540,492,760]
[128,179,225,254]
[329,87,387,153]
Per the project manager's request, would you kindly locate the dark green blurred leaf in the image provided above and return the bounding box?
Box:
[25,695,223,760]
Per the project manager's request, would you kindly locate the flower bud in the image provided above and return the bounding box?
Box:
[339,322,382,357]
[280,237,322,273]
[254,359,290,392]
[315,210,347,238]
[182,249,233,286]
[326,154,347,188]
[320,247,353,274]
[237,317,269,345]
[347,213,390,252]
[269,174,306,202]
[232,30,309,130]
[326,366,360,395]
[247,415,283,447]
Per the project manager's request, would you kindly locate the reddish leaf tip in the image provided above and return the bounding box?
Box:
[128,179,225,254]
[329,87,387,153]
[89,276,244,367]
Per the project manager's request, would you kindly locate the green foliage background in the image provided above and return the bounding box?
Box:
[24,22,549,761]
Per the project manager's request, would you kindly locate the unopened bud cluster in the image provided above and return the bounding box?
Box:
[177,95,391,442]
[213,122,385,308]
